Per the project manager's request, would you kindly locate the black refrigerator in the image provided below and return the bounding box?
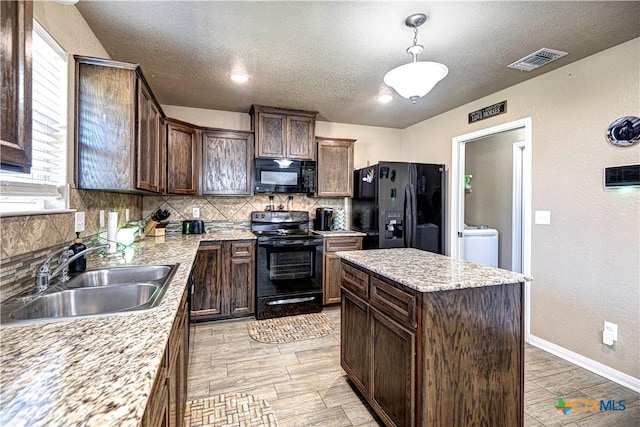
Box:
[351,162,446,254]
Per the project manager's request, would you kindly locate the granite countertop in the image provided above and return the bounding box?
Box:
[0,231,254,426]
[201,231,256,241]
[312,230,366,237]
[336,248,532,293]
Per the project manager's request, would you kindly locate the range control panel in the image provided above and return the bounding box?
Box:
[251,211,310,223]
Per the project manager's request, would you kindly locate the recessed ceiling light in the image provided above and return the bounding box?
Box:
[229,72,250,83]
[377,94,393,104]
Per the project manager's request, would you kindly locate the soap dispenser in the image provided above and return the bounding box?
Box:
[69,232,87,273]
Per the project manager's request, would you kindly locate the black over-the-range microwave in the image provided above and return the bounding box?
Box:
[254,158,316,194]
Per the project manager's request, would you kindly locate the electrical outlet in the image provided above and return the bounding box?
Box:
[192,208,200,218]
[99,210,105,227]
[74,211,85,233]
[125,208,130,222]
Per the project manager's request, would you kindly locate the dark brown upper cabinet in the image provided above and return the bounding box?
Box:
[166,118,198,195]
[136,81,162,192]
[75,56,163,193]
[316,137,355,197]
[250,105,317,160]
[1,0,32,173]
[200,128,254,196]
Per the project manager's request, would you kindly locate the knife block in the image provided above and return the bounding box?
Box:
[144,220,158,236]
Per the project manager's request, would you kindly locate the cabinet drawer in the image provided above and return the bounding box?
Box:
[325,237,362,252]
[341,263,369,300]
[370,277,417,330]
[230,241,254,257]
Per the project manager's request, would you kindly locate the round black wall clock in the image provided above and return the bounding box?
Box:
[606,116,640,147]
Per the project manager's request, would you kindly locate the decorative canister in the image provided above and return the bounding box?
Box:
[333,207,346,230]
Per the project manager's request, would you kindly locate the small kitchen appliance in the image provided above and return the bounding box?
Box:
[251,211,323,319]
[182,220,204,234]
[314,207,334,231]
[254,158,316,194]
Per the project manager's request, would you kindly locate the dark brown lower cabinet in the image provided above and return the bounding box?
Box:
[323,236,362,305]
[143,288,189,427]
[341,261,524,427]
[228,241,255,316]
[190,243,223,319]
[370,308,415,427]
[190,240,255,321]
[340,290,369,394]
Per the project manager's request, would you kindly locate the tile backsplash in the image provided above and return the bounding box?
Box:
[1,189,142,260]
[0,189,142,300]
[142,194,347,226]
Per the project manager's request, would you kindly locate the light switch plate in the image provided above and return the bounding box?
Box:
[125,208,130,222]
[192,208,200,218]
[99,210,105,227]
[74,211,85,233]
[604,321,618,342]
[534,210,551,225]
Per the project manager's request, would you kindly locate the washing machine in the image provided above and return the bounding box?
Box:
[462,225,499,267]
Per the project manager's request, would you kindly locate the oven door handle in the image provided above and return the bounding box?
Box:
[266,297,316,306]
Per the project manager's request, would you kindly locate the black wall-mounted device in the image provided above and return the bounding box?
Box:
[604,164,640,188]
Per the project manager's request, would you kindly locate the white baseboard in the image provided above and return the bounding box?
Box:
[526,334,640,393]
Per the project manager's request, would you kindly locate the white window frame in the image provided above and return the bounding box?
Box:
[0,21,71,217]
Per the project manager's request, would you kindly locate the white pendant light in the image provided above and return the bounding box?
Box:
[383,14,448,103]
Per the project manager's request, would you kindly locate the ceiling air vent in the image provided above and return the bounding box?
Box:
[508,48,568,71]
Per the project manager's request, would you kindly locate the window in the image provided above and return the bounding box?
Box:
[0,21,69,215]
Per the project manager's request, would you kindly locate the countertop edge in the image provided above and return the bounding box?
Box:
[337,248,532,293]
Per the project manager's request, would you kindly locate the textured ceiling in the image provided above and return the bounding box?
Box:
[75,1,640,129]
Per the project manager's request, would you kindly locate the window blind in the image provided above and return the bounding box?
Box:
[0,21,68,213]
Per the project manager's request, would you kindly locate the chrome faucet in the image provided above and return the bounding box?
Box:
[35,244,108,293]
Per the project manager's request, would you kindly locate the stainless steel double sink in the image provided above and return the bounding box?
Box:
[1,264,179,326]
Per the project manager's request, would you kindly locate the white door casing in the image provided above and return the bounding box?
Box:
[451,117,532,337]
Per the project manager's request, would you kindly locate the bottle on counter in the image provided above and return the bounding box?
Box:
[69,232,87,274]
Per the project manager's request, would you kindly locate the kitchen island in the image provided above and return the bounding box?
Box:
[336,248,532,427]
[0,231,254,426]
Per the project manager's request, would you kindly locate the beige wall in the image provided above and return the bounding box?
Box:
[465,129,525,269]
[161,105,252,131]
[403,39,640,378]
[315,121,403,169]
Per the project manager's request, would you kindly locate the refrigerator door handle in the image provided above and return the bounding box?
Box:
[404,184,411,247]
[410,183,416,248]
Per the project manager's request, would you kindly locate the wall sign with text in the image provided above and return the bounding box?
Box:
[468,101,507,123]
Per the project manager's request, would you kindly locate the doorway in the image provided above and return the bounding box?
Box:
[450,117,532,335]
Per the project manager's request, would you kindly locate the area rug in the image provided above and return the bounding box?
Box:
[246,313,335,344]
[184,393,278,427]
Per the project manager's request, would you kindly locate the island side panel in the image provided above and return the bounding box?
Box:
[421,282,524,427]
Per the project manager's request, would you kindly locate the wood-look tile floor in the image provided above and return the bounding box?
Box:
[187,307,639,426]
